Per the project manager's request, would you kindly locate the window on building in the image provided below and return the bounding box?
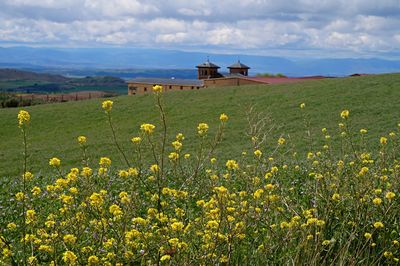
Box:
[144,87,147,92]
[180,86,183,90]
[169,85,172,89]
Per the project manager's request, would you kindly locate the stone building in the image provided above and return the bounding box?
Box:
[127,59,325,95]
[127,77,203,95]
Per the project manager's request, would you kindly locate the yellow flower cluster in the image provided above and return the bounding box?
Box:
[197,123,209,135]
[17,110,30,127]
[102,100,113,112]
[77,135,87,145]
[219,113,229,122]
[49,157,61,167]
[140,123,156,134]
[153,84,163,93]
[341,109,349,119]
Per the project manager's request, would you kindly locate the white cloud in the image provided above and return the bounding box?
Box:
[0,0,399,57]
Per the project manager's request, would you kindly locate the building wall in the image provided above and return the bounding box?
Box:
[128,83,202,95]
[203,77,263,87]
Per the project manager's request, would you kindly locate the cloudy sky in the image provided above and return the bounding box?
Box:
[0,0,399,58]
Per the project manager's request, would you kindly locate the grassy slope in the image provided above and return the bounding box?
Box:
[1,73,400,178]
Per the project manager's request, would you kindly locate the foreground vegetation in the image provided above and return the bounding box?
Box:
[1,84,400,265]
[1,73,400,178]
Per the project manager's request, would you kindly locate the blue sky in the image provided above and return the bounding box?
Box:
[0,0,400,59]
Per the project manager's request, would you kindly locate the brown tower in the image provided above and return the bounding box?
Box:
[196,59,222,79]
[228,60,250,76]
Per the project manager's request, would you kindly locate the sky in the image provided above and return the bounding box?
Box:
[0,0,400,58]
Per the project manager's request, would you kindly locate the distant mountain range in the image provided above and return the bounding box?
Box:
[0,46,400,77]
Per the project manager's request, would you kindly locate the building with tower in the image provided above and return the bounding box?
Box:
[127,59,325,95]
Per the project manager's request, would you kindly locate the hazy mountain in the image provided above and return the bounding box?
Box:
[0,46,399,77]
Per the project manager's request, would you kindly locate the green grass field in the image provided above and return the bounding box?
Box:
[1,73,400,178]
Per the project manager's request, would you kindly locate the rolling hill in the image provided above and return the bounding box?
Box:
[1,73,400,178]
[0,68,127,94]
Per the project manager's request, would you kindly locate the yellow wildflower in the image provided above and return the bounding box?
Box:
[172,140,182,150]
[197,123,209,135]
[63,234,77,245]
[153,84,163,93]
[16,192,25,201]
[253,189,264,199]
[171,222,184,231]
[373,221,384,229]
[77,135,87,145]
[160,255,171,262]
[300,103,306,109]
[168,238,179,247]
[372,197,382,205]
[118,170,129,178]
[28,256,37,265]
[88,255,100,265]
[18,110,31,127]
[81,167,93,177]
[331,193,340,201]
[49,157,61,167]
[140,123,156,134]
[168,152,179,161]
[176,133,184,141]
[109,204,123,217]
[7,223,16,230]
[26,209,36,224]
[220,113,229,122]
[128,167,139,177]
[364,233,372,239]
[62,251,77,264]
[102,100,113,112]
[278,137,286,145]
[99,157,111,167]
[89,193,103,208]
[131,136,142,144]
[150,164,160,173]
[386,191,396,200]
[226,160,239,170]
[38,245,53,253]
[254,149,262,158]
[23,171,33,181]
[340,110,349,119]
[322,240,331,246]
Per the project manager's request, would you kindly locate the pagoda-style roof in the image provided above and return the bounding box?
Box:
[196,60,220,68]
[228,60,250,69]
